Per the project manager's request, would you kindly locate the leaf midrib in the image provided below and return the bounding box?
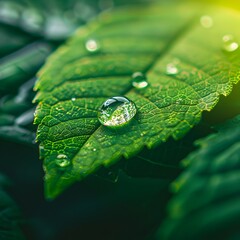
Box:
[67,15,200,167]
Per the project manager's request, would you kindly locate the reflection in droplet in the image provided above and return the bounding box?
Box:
[85,39,99,52]
[200,15,213,28]
[222,34,239,52]
[98,96,137,127]
[132,72,148,89]
[56,154,70,167]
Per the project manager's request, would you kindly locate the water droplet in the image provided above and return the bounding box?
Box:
[56,154,70,167]
[200,15,213,28]
[85,39,99,52]
[222,34,239,52]
[98,96,137,127]
[132,72,148,89]
[93,148,96,152]
[166,62,179,75]
[71,97,76,101]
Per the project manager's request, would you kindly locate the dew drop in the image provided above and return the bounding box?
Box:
[166,62,178,75]
[200,15,213,28]
[56,154,70,167]
[98,96,137,127]
[132,72,148,89]
[71,97,76,101]
[85,39,99,52]
[93,148,96,152]
[222,34,239,52]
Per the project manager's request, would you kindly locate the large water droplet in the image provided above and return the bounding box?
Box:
[85,39,99,52]
[132,72,148,89]
[222,34,239,52]
[56,154,70,167]
[98,96,137,127]
[200,15,213,28]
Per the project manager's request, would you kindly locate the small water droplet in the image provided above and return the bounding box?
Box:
[93,148,96,152]
[132,72,148,89]
[200,15,213,28]
[166,62,179,75]
[71,97,76,101]
[56,154,70,167]
[85,39,99,52]
[222,34,239,52]
[98,96,137,127]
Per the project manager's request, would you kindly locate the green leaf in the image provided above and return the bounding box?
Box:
[0,0,141,146]
[0,24,35,58]
[156,115,240,240]
[0,175,26,240]
[215,114,240,131]
[34,3,240,198]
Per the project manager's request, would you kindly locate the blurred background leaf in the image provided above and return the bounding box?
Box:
[156,114,240,240]
[0,173,26,240]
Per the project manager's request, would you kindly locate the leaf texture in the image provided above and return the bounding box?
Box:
[34,3,240,198]
[0,0,109,144]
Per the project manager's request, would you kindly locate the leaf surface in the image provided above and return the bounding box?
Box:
[0,0,99,144]
[0,0,141,145]
[35,3,240,198]
[156,115,240,239]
